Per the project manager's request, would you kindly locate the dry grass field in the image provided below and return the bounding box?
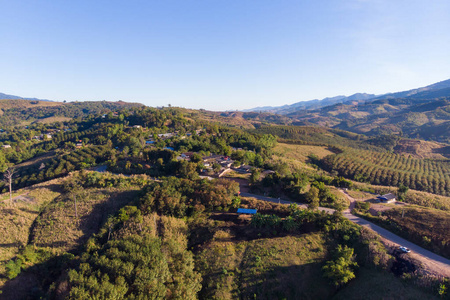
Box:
[352,182,450,211]
[35,116,72,124]
[0,178,63,287]
[394,139,450,159]
[196,226,332,300]
[15,151,57,169]
[384,207,450,258]
[30,186,141,254]
[274,143,335,163]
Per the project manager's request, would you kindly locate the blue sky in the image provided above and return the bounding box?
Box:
[1,0,449,110]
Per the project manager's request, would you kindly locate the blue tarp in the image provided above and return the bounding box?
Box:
[237,208,257,214]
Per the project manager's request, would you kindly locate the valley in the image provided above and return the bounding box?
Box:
[0,96,448,299]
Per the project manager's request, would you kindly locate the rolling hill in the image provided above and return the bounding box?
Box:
[245,79,450,114]
[244,79,450,143]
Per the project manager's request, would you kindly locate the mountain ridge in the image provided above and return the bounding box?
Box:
[0,92,54,102]
[244,79,450,114]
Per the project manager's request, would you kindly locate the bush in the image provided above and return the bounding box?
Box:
[5,259,23,279]
[354,201,370,213]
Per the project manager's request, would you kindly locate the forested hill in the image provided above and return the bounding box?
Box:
[0,99,144,127]
[0,92,52,101]
[286,97,450,143]
[242,79,450,143]
[245,78,450,114]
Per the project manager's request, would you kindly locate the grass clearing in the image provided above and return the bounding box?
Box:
[384,207,450,258]
[275,143,335,163]
[352,182,450,211]
[0,178,63,287]
[333,268,438,300]
[197,232,332,300]
[15,151,57,169]
[35,116,72,124]
[346,189,376,201]
[30,186,141,254]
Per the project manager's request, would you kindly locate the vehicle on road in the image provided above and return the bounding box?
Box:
[399,246,411,253]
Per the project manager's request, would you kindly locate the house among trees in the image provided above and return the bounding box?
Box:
[377,193,396,203]
[234,165,252,174]
[158,133,176,139]
[2,144,11,149]
[181,152,194,160]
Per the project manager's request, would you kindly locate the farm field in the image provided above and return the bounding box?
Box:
[323,148,450,196]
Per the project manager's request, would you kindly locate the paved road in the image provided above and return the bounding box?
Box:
[241,192,450,276]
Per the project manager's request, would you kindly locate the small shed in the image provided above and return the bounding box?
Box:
[377,193,396,203]
[237,208,257,215]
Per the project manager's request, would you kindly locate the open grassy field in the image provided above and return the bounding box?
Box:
[384,207,450,258]
[346,189,376,201]
[35,116,72,124]
[15,151,57,169]
[30,186,141,254]
[275,143,335,163]
[334,268,439,300]
[352,182,450,211]
[394,139,450,160]
[196,229,333,300]
[0,178,63,287]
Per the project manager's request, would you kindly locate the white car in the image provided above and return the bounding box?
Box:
[399,246,411,253]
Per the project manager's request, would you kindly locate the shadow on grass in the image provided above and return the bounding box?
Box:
[1,189,141,299]
[0,253,75,300]
[239,263,332,300]
[30,189,141,254]
[199,262,333,300]
[18,207,40,215]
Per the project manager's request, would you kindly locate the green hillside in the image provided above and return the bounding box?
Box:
[0,100,447,299]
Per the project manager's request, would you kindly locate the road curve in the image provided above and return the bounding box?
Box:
[240,192,450,277]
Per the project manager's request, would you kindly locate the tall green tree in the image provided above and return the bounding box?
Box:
[322,245,358,287]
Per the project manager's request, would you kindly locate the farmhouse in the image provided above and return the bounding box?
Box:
[377,193,396,203]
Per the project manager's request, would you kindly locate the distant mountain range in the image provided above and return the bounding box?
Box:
[244,79,450,114]
[0,92,53,102]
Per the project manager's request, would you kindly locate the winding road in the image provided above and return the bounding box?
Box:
[240,192,450,277]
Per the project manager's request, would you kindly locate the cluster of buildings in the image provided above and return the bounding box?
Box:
[176,153,252,176]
